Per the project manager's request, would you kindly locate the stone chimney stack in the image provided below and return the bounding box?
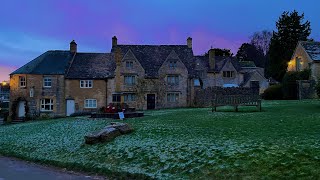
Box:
[112,36,118,47]
[209,49,215,70]
[187,37,192,49]
[70,40,77,53]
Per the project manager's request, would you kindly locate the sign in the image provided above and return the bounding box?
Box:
[118,112,125,120]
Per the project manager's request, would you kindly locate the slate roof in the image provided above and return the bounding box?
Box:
[11,51,73,75]
[66,53,115,79]
[114,45,195,78]
[194,55,241,72]
[300,41,320,61]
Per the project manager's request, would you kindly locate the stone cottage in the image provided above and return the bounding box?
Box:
[9,37,268,119]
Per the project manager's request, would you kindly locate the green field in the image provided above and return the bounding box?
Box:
[0,100,320,179]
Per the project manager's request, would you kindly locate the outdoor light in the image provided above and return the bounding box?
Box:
[1,81,7,86]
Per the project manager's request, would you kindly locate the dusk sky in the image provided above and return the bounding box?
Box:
[0,0,319,81]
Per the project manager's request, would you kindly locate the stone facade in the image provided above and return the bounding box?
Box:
[10,74,65,118]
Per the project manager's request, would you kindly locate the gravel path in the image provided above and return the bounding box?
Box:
[0,156,106,180]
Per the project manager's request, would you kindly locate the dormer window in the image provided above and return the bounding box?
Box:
[126,61,133,69]
[19,76,26,87]
[223,71,234,78]
[169,61,177,69]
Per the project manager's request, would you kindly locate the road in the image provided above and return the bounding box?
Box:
[0,156,105,180]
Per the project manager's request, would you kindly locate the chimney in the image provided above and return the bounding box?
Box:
[187,37,192,48]
[112,36,118,47]
[70,40,77,53]
[209,49,215,70]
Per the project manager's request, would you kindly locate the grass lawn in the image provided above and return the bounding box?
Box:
[1,100,320,179]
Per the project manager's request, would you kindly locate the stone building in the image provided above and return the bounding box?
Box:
[9,37,268,119]
[287,41,320,80]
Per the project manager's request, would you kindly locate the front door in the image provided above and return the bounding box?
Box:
[18,101,26,117]
[66,100,75,116]
[147,94,156,110]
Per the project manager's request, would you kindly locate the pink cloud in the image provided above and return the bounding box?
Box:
[0,65,17,81]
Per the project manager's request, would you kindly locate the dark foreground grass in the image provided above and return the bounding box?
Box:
[1,100,320,179]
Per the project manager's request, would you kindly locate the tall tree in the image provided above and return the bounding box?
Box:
[236,43,265,67]
[250,30,272,55]
[267,10,311,81]
[204,48,233,57]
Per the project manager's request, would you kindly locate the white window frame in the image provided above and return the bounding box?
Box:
[19,76,26,87]
[124,75,136,85]
[223,71,234,78]
[167,75,179,85]
[40,99,53,112]
[126,61,134,69]
[167,93,179,102]
[85,99,97,108]
[80,80,93,88]
[43,77,52,88]
[124,93,136,102]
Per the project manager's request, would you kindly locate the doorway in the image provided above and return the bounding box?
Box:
[18,101,26,117]
[66,100,75,116]
[147,94,156,110]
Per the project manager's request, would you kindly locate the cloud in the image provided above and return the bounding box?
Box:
[0,65,17,81]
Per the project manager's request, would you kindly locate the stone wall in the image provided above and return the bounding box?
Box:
[65,79,107,113]
[194,87,259,107]
[297,80,317,99]
[10,74,65,119]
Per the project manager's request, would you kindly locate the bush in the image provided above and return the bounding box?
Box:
[262,84,283,100]
[282,69,310,99]
[316,79,320,98]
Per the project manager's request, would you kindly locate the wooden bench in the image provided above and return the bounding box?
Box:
[212,94,262,112]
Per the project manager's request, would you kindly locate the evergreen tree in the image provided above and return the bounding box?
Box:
[267,10,311,81]
[236,43,265,67]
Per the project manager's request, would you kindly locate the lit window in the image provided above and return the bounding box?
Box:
[80,80,93,88]
[167,75,179,85]
[124,75,135,85]
[19,76,26,87]
[112,94,121,102]
[85,99,97,108]
[167,93,179,102]
[124,93,136,102]
[223,71,234,78]
[169,61,177,69]
[40,99,53,111]
[126,61,133,68]
[43,77,52,87]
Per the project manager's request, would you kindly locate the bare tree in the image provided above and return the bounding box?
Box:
[250,30,272,55]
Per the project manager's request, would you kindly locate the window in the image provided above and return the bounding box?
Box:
[167,93,179,102]
[112,94,121,102]
[124,75,135,85]
[194,79,200,87]
[169,61,177,69]
[40,99,53,111]
[19,76,26,87]
[167,75,179,85]
[126,61,133,68]
[80,80,93,88]
[85,99,97,108]
[29,88,34,97]
[223,71,234,78]
[43,77,52,87]
[124,93,136,102]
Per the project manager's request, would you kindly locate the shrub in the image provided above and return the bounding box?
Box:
[282,69,310,99]
[262,84,283,100]
[316,79,320,98]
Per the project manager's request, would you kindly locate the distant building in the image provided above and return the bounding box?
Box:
[0,81,9,102]
[9,37,268,119]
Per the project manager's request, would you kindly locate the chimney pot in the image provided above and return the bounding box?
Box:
[187,37,192,48]
[70,40,77,53]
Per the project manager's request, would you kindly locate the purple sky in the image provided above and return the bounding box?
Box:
[0,0,319,81]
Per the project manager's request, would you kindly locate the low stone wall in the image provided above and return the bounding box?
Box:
[297,80,317,99]
[194,87,259,107]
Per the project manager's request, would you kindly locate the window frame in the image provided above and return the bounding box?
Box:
[80,80,93,88]
[167,75,179,85]
[19,76,26,87]
[124,75,136,86]
[169,60,177,69]
[126,61,134,69]
[223,71,235,78]
[84,99,97,108]
[124,93,136,102]
[112,94,121,102]
[40,99,53,112]
[167,93,179,102]
[43,77,52,88]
